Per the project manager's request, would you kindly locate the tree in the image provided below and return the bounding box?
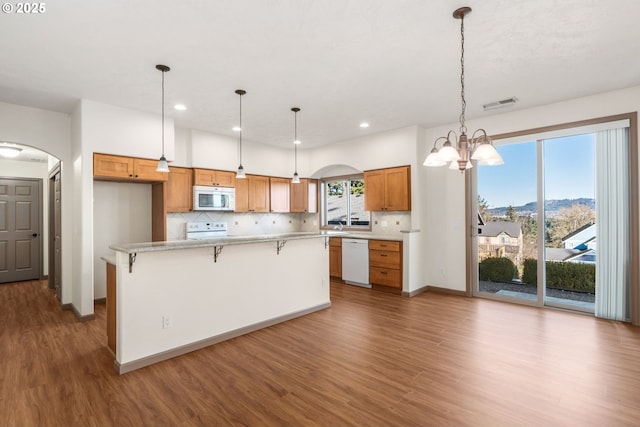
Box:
[506,205,517,222]
[546,203,595,248]
[478,195,493,221]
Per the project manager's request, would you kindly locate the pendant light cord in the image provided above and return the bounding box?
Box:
[239,92,243,165]
[161,69,165,156]
[294,110,298,172]
[459,12,467,135]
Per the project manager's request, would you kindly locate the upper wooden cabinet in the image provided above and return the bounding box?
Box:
[193,168,236,187]
[93,153,169,182]
[166,166,192,213]
[270,177,290,213]
[290,178,318,213]
[364,166,411,211]
[235,175,270,213]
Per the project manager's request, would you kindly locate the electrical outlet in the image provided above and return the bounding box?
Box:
[162,315,173,329]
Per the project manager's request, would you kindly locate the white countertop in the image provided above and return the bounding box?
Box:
[108,229,420,254]
[109,231,349,254]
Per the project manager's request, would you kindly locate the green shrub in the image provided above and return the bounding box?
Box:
[522,258,537,285]
[479,257,518,282]
[520,258,595,293]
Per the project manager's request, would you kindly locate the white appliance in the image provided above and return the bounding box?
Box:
[341,238,370,287]
[193,186,235,211]
[186,222,228,239]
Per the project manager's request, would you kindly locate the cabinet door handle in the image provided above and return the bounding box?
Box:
[381,271,388,275]
[129,174,133,177]
[380,254,388,257]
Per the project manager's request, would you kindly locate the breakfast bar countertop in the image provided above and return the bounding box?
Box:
[109,231,349,254]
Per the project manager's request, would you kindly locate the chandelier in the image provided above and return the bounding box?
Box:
[423,7,503,172]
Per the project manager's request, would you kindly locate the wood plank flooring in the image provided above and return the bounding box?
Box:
[2,279,640,426]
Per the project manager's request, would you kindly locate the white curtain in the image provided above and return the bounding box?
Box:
[595,127,630,321]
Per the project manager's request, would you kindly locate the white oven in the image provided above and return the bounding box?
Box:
[193,186,235,211]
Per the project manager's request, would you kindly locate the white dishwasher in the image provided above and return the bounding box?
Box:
[341,238,371,287]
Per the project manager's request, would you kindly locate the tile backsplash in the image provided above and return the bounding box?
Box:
[167,212,319,240]
[370,211,412,235]
[167,211,411,240]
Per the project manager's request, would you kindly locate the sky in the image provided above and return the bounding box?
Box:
[477,133,595,208]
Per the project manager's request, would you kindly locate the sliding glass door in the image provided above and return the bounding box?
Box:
[476,140,539,304]
[473,119,632,318]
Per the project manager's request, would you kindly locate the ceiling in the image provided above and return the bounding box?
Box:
[2,0,640,149]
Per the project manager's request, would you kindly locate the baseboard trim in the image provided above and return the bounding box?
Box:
[423,285,468,297]
[115,301,332,375]
[63,303,95,322]
[402,284,430,298]
[94,297,106,304]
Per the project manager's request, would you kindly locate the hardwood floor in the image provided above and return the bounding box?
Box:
[2,279,640,426]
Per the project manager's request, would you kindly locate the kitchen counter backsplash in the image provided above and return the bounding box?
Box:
[167,211,410,241]
[369,211,411,235]
[167,212,319,240]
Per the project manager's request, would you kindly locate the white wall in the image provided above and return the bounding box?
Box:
[0,102,73,304]
[78,100,176,314]
[93,181,152,299]
[420,85,640,292]
[0,159,50,275]
[189,129,293,177]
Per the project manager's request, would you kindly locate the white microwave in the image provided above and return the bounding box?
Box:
[193,186,235,211]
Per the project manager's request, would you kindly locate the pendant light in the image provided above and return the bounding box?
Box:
[155,64,171,173]
[423,7,503,172]
[291,107,301,184]
[235,89,247,179]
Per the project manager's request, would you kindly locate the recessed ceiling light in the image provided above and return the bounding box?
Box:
[174,104,187,111]
[293,139,301,145]
[0,144,22,158]
[232,126,242,132]
[360,122,370,128]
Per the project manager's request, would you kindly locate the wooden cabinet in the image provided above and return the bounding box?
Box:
[369,240,403,289]
[93,153,169,182]
[290,178,318,213]
[364,166,410,211]
[235,175,270,212]
[270,177,291,213]
[166,166,192,212]
[193,168,236,187]
[106,261,116,354]
[329,237,342,278]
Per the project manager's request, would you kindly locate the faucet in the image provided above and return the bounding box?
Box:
[333,219,345,231]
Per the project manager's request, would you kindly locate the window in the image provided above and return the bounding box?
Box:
[321,176,370,229]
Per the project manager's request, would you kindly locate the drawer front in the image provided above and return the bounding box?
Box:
[369,249,401,267]
[369,240,401,252]
[369,266,401,288]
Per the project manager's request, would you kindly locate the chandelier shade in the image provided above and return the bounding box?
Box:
[423,7,504,172]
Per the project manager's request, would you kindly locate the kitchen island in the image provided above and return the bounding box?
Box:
[108,231,344,374]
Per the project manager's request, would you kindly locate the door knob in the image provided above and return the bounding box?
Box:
[32,233,38,237]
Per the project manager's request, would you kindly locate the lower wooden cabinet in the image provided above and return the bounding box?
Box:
[106,261,116,354]
[369,240,402,288]
[329,237,342,278]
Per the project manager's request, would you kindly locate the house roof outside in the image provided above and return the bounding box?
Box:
[562,222,596,242]
[478,221,522,238]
